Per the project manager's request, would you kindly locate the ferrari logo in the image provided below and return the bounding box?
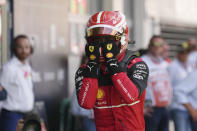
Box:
[97,88,104,100]
[89,46,94,52]
[107,43,112,50]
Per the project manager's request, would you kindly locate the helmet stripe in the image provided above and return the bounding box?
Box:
[115,12,126,28]
[96,11,104,23]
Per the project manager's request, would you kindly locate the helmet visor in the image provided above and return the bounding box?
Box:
[87,27,119,37]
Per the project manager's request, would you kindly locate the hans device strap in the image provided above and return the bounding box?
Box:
[119,49,139,72]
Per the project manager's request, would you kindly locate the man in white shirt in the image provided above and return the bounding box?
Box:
[0,35,34,131]
[168,42,191,131]
[174,69,197,131]
[141,35,172,131]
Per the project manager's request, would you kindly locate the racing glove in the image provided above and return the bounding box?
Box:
[102,41,123,75]
[84,43,100,78]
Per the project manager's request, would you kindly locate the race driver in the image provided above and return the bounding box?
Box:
[75,11,149,131]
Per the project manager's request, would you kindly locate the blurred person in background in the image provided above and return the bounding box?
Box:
[173,67,197,131]
[161,43,171,66]
[168,42,191,131]
[75,11,149,131]
[71,54,96,131]
[187,38,197,71]
[16,112,47,131]
[0,35,34,131]
[16,119,24,131]
[141,35,172,131]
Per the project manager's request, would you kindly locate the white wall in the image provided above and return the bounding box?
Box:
[134,0,197,49]
[145,0,197,26]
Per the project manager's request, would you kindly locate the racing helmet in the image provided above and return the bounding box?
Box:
[85,11,129,62]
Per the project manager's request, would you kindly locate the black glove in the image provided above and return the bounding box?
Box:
[102,41,122,75]
[85,43,100,63]
[84,43,100,78]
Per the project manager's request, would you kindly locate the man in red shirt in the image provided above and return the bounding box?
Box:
[75,11,149,131]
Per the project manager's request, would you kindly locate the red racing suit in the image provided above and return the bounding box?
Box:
[75,50,149,131]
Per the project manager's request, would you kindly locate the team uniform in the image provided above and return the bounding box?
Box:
[142,55,172,107]
[141,54,172,131]
[75,11,149,131]
[75,49,149,131]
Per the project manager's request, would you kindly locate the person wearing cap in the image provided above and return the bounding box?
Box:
[141,35,172,131]
[0,35,34,131]
[168,42,192,131]
[75,11,149,131]
[187,38,197,71]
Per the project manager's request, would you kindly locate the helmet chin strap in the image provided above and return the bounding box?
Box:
[119,34,128,54]
[120,35,126,45]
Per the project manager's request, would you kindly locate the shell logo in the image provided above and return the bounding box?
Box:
[97,88,104,100]
[90,54,96,60]
[106,52,113,58]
